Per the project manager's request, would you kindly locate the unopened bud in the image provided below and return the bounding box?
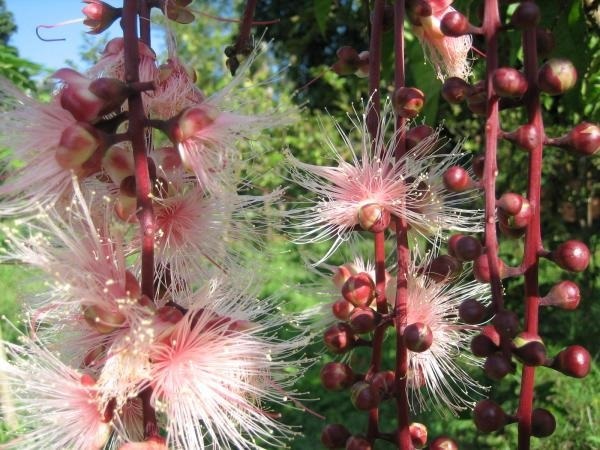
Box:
[357,203,391,232]
[484,354,514,380]
[531,408,556,438]
[513,332,547,366]
[342,273,376,307]
[323,323,355,354]
[538,58,577,96]
[321,423,351,449]
[406,124,435,150]
[409,422,428,449]
[349,307,381,334]
[492,67,528,98]
[440,11,470,37]
[567,122,600,156]
[430,436,458,450]
[350,381,380,411]
[170,106,218,143]
[551,240,591,272]
[55,122,101,169]
[551,345,591,378]
[404,322,433,352]
[332,263,359,289]
[82,0,122,35]
[392,87,425,118]
[504,124,541,152]
[541,280,580,310]
[320,362,355,391]
[443,166,474,192]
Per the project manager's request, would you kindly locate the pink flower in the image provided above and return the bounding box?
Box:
[148,284,310,449]
[0,340,112,449]
[286,103,482,263]
[411,0,472,80]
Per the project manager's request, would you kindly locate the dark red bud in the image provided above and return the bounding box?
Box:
[538,58,578,96]
[471,334,499,358]
[448,234,482,262]
[513,332,547,366]
[492,68,528,98]
[320,362,355,390]
[357,203,391,232]
[321,423,352,449]
[332,263,359,289]
[407,0,433,26]
[371,370,395,397]
[430,436,458,450]
[540,280,580,310]
[406,125,435,150]
[498,197,532,229]
[323,323,355,354]
[551,240,591,272]
[404,322,434,352]
[336,46,360,64]
[345,436,372,450]
[567,122,600,156]
[531,408,556,438]
[392,87,425,118]
[473,399,507,433]
[409,422,428,449]
[459,298,488,324]
[331,298,355,321]
[425,255,463,283]
[484,353,514,380]
[466,88,487,115]
[440,11,471,37]
[443,166,474,192]
[350,381,380,411]
[552,345,591,378]
[504,124,542,152]
[493,310,520,338]
[349,307,381,334]
[442,77,472,103]
[497,192,523,216]
[342,273,376,307]
[511,1,540,29]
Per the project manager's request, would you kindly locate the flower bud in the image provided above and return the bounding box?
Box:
[473,254,507,283]
[484,354,514,380]
[323,323,355,354]
[55,122,101,169]
[551,240,591,272]
[333,47,360,76]
[332,263,359,289]
[320,362,355,391]
[392,87,425,118]
[471,326,501,357]
[406,124,435,150]
[404,322,433,352]
[473,399,507,433]
[443,166,474,192]
[440,11,470,37]
[349,307,381,334]
[504,124,541,152]
[102,144,134,184]
[458,298,488,324]
[424,255,462,283]
[448,234,482,262]
[540,280,580,310]
[89,77,130,112]
[493,310,520,338]
[551,345,591,378]
[538,58,577,96]
[345,436,372,450]
[567,122,600,156]
[531,408,556,438]
[342,273,376,307]
[82,0,122,34]
[512,332,547,366]
[430,436,458,450]
[350,381,380,411]
[511,1,540,29]
[357,202,391,232]
[321,423,351,449]
[492,68,528,98]
[498,196,532,229]
[497,192,523,216]
[409,422,428,449]
[169,106,218,143]
[407,0,432,26]
[442,77,471,104]
[371,370,395,397]
[83,305,127,334]
[331,298,355,321]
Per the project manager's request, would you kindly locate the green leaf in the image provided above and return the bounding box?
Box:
[313,0,332,36]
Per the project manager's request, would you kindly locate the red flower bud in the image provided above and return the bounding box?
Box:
[473,399,507,433]
[473,254,507,283]
[371,370,395,397]
[342,273,376,307]
[349,307,381,334]
[82,0,122,34]
[320,362,355,391]
[471,325,501,357]
[169,106,218,143]
[458,298,488,324]
[493,310,520,338]
[406,125,435,150]
[552,345,591,378]
[538,58,577,96]
[404,322,433,352]
[512,332,547,366]
[442,77,471,104]
[331,298,355,321]
[484,353,514,380]
[440,11,470,37]
[443,166,474,192]
[567,122,600,156]
[551,240,591,272]
[540,280,580,310]
[409,422,428,449]
[511,1,540,29]
[424,255,462,283]
[392,87,426,118]
[448,234,482,262]
[430,436,458,450]
[492,67,528,98]
[55,122,101,169]
[504,124,542,152]
[350,381,380,411]
[321,424,351,449]
[323,323,356,354]
[531,408,556,438]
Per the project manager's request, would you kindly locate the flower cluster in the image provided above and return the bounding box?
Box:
[0,11,305,450]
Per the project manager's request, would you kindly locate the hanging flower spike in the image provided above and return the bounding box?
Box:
[0,339,113,450]
[286,100,482,264]
[149,280,311,450]
[410,0,473,80]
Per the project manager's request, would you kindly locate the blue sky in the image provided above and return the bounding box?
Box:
[6,0,122,70]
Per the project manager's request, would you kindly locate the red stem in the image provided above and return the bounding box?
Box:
[365,0,385,442]
[235,0,258,53]
[122,0,157,438]
[517,13,544,449]
[392,1,411,449]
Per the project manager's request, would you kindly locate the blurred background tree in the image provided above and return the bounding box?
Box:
[0,0,598,448]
